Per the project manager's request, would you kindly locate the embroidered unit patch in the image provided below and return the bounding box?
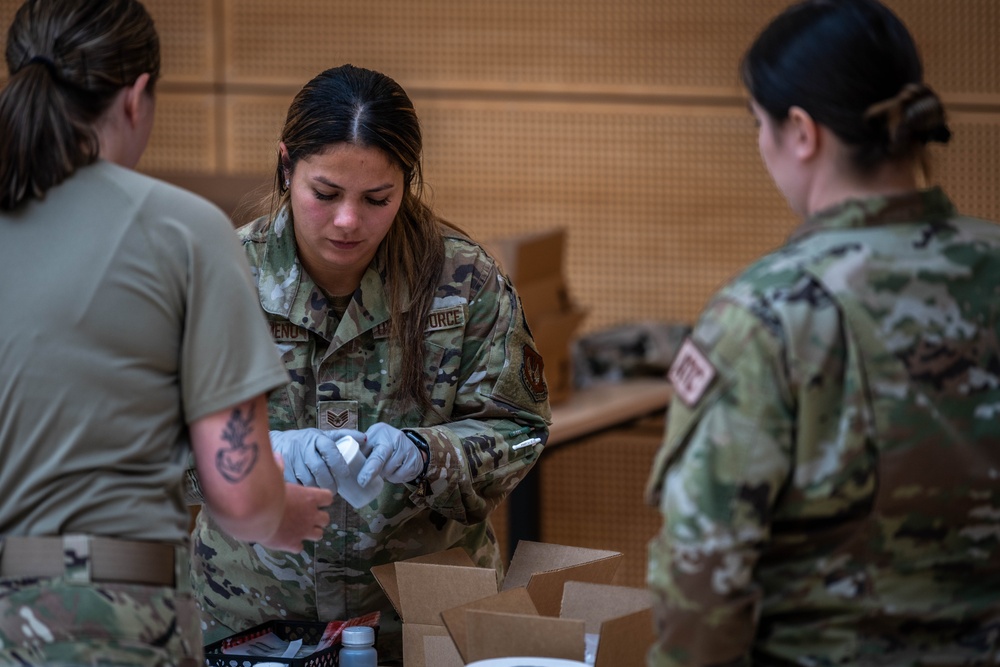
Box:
[521,344,548,401]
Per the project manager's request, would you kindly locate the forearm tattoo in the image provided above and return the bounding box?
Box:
[215,403,259,483]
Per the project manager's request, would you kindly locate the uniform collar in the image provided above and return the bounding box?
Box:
[255,206,404,345]
[788,187,956,243]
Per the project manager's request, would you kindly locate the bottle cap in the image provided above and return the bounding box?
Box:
[342,625,375,647]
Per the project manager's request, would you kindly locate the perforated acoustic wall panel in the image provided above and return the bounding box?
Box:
[0,0,997,331]
[418,100,794,328]
[539,416,667,588]
[220,0,786,89]
[931,114,1000,219]
[224,94,294,173]
[136,93,218,173]
[884,0,1000,100]
[142,0,216,83]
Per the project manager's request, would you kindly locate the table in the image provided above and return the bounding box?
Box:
[505,377,673,556]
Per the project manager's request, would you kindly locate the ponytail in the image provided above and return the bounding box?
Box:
[0,0,160,211]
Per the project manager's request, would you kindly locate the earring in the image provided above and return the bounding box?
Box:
[284,179,290,188]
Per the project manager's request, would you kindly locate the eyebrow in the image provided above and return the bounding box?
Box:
[312,176,396,193]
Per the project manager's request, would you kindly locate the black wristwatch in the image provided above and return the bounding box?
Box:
[403,430,430,483]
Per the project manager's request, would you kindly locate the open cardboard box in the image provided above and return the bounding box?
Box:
[371,541,622,667]
[441,581,654,666]
[485,228,587,405]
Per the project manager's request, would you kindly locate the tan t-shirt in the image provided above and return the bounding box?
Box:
[0,160,290,543]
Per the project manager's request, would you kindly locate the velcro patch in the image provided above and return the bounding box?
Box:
[269,321,310,343]
[669,338,717,407]
[317,400,358,431]
[373,305,466,339]
[521,344,548,401]
[424,305,465,332]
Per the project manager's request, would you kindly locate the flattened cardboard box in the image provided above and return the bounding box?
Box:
[442,580,653,666]
[371,542,622,667]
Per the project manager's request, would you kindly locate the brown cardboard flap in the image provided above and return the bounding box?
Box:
[504,542,621,589]
[403,623,450,667]
[370,547,475,617]
[593,608,655,667]
[504,542,623,616]
[561,581,653,633]
[486,228,566,285]
[423,634,465,667]
[396,561,498,625]
[531,307,588,353]
[525,558,622,617]
[464,609,586,663]
[440,588,538,662]
[517,274,571,324]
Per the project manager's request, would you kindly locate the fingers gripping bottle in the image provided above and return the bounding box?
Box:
[334,435,384,508]
[339,625,378,667]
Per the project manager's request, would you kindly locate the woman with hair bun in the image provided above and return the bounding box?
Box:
[645,1,1000,665]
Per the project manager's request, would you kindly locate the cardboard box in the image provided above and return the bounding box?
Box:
[371,541,622,667]
[442,581,654,666]
[485,228,587,405]
[370,548,493,667]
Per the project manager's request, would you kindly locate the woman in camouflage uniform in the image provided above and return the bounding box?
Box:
[190,64,551,665]
[646,1,1000,665]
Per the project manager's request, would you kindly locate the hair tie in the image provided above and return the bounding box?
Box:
[25,55,61,79]
[863,83,924,129]
[864,82,950,152]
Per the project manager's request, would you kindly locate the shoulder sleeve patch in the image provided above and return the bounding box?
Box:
[521,343,548,401]
[669,337,717,408]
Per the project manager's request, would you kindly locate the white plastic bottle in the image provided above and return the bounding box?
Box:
[339,625,378,667]
[334,435,384,509]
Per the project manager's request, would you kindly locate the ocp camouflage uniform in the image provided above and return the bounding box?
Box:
[646,188,1000,666]
[191,209,551,664]
[0,539,198,667]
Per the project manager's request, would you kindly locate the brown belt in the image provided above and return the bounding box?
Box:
[0,535,177,587]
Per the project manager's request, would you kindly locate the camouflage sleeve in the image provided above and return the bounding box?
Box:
[405,259,552,524]
[646,297,794,666]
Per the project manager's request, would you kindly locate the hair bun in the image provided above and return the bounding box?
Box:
[864,82,951,156]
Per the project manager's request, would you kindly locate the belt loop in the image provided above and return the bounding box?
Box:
[62,534,92,584]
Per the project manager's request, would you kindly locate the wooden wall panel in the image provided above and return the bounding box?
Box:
[137,93,217,172]
[931,114,1000,219]
[216,0,999,101]
[884,0,1000,101]
[0,0,996,332]
[142,0,216,83]
[539,415,666,589]
[418,100,794,328]
[223,94,293,173]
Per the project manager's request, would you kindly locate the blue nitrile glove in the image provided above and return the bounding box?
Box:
[358,423,427,485]
[269,428,365,491]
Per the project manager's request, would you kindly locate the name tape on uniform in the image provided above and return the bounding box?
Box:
[269,322,310,343]
[373,305,466,339]
[669,338,717,407]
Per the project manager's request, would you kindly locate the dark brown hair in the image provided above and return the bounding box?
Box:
[273,64,463,416]
[741,0,950,173]
[0,0,160,210]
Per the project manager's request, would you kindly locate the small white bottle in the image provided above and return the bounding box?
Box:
[334,435,384,509]
[339,625,378,667]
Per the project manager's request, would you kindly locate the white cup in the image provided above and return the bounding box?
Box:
[335,435,384,509]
